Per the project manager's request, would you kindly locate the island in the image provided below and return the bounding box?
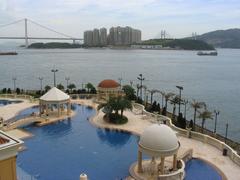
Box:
[28,42,82,49]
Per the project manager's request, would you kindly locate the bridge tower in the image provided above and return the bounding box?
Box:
[24,18,29,48]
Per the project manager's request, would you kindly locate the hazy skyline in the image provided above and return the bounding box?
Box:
[0,0,240,40]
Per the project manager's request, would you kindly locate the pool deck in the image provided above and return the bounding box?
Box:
[0,98,37,121]
[88,101,240,180]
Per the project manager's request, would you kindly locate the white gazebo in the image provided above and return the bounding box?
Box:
[39,87,71,117]
[137,124,180,175]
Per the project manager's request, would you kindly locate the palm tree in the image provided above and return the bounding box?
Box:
[190,100,206,130]
[57,83,64,90]
[148,89,160,105]
[164,92,175,112]
[170,95,180,120]
[136,84,140,98]
[160,91,165,109]
[67,83,76,93]
[118,97,132,118]
[85,82,94,93]
[198,109,213,132]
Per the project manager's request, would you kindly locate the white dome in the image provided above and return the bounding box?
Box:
[139,124,179,157]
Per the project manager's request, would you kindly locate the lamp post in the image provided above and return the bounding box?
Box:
[65,77,70,89]
[183,99,188,119]
[118,77,122,88]
[130,80,133,87]
[213,110,220,133]
[38,77,43,92]
[176,86,183,115]
[225,122,229,143]
[12,77,17,92]
[51,69,58,87]
[137,74,145,100]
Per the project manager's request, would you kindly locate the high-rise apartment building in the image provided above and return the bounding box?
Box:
[84,31,93,46]
[100,28,107,46]
[84,26,141,46]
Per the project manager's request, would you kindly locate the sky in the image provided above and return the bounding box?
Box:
[0,0,240,40]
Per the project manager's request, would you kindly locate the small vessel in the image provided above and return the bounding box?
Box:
[197,51,217,56]
[0,52,18,55]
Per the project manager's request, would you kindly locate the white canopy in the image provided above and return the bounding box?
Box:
[40,87,70,102]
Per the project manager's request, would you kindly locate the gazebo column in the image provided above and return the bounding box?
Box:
[58,103,60,117]
[137,150,143,173]
[39,101,42,116]
[46,104,49,115]
[173,154,177,171]
[160,156,165,175]
[67,101,71,115]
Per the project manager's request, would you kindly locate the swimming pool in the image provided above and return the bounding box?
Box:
[185,158,222,180]
[16,105,224,180]
[17,104,139,180]
[0,99,22,107]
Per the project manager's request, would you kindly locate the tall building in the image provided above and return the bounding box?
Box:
[93,29,100,46]
[84,30,93,46]
[108,26,141,46]
[85,26,141,46]
[99,28,107,46]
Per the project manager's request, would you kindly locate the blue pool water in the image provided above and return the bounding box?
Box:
[0,99,22,107]
[17,105,139,180]
[185,158,222,180]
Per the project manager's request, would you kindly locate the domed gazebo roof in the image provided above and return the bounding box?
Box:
[139,124,179,157]
[98,79,120,89]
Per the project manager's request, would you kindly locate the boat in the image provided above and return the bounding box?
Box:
[197,51,217,56]
[0,52,18,55]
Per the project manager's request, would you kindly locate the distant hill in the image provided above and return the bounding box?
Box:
[196,29,240,49]
[140,39,214,50]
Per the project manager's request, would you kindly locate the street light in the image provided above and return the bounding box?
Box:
[38,77,44,92]
[130,80,133,87]
[137,74,145,100]
[183,99,188,119]
[225,122,229,143]
[12,77,17,92]
[65,77,70,88]
[118,77,122,88]
[51,69,58,87]
[213,110,220,133]
[176,85,183,115]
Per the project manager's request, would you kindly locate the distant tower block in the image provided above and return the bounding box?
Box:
[80,173,88,180]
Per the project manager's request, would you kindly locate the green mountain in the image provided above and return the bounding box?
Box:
[196,28,240,49]
[140,39,214,50]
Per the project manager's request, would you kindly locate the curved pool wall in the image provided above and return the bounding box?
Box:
[0,99,22,107]
[17,104,139,180]
[185,158,222,180]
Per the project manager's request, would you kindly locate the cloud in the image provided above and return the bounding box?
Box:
[0,0,239,39]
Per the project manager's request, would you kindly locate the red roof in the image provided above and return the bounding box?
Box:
[98,79,120,88]
[0,137,9,145]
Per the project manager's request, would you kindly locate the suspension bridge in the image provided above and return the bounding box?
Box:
[0,18,83,47]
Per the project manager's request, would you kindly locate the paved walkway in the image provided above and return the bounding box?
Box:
[0,98,37,121]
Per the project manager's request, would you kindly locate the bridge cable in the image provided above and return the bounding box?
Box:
[27,19,75,39]
[0,19,24,29]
